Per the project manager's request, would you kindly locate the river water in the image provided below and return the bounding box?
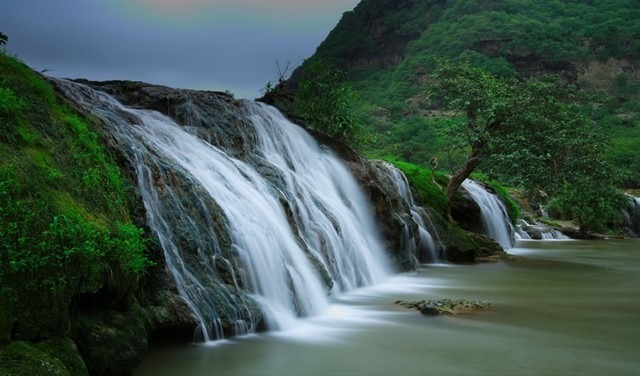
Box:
[135,239,640,376]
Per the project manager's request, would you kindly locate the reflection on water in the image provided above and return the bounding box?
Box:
[135,240,640,376]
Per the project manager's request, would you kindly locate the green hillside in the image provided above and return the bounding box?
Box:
[296,0,640,188]
[0,52,154,374]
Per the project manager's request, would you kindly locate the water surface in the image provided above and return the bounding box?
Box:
[135,240,640,376]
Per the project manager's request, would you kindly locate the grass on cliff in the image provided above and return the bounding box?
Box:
[380,156,448,216]
[0,52,153,341]
[380,156,519,223]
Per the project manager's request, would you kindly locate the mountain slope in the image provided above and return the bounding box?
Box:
[295,0,640,187]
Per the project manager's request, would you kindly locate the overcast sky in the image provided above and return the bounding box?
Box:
[1,0,359,99]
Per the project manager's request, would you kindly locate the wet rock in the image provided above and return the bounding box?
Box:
[443,227,507,263]
[395,298,491,316]
[71,303,148,376]
[0,339,87,376]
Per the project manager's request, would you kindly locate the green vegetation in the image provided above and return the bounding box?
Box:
[291,0,639,233]
[427,60,622,231]
[300,0,640,189]
[0,51,152,347]
[263,60,363,145]
[0,32,7,47]
[381,156,448,216]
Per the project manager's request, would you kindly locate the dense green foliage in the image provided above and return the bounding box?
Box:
[302,0,640,188]
[431,61,624,232]
[264,60,363,144]
[0,52,152,342]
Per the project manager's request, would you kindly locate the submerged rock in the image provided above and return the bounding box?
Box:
[395,298,491,316]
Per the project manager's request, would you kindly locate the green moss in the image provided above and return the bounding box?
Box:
[0,52,153,343]
[72,304,148,376]
[444,224,506,263]
[34,338,88,376]
[0,341,71,376]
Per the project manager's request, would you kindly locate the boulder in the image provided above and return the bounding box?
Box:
[395,298,491,316]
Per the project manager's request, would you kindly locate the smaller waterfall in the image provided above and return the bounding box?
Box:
[515,221,532,240]
[635,197,640,236]
[378,162,439,262]
[462,180,514,248]
[625,195,640,237]
[541,230,570,240]
[517,219,570,240]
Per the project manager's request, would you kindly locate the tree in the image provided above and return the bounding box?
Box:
[263,59,363,145]
[291,60,363,144]
[429,60,623,232]
[0,32,7,47]
[428,61,516,216]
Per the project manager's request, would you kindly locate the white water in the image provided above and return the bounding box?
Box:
[462,180,514,248]
[56,80,391,340]
[516,219,570,240]
[376,162,439,262]
[541,230,570,240]
[515,220,532,240]
[633,197,640,236]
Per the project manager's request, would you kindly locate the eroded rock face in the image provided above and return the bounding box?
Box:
[350,160,421,270]
[450,189,484,235]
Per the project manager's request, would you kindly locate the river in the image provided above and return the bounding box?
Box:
[134,239,640,376]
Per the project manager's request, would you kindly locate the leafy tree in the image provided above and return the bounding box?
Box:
[0,32,7,47]
[428,61,514,214]
[290,60,363,144]
[304,0,640,186]
[263,60,363,145]
[429,61,623,232]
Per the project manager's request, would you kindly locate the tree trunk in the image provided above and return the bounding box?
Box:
[446,141,484,221]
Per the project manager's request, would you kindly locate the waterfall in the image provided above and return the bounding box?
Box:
[515,220,532,240]
[56,80,391,341]
[516,219,570,240]
[626,196,640,237]
[462,180,514,248]
[375,162,439,263]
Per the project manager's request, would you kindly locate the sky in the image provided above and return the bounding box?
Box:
[1,0,360,99]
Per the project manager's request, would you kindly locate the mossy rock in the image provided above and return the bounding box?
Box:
[0,341,76,376]
[34,338,88,376]
[442,226,506,263]
[71,304,148,376]
[0,302,12,346]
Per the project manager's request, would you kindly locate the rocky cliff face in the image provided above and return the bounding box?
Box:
[292,0,446,76]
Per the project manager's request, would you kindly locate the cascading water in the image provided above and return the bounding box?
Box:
[55,80,391,341]
[626,196,640,237]
[516,219,569,240]
[375,162,439,262]
[462,180,514,248]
